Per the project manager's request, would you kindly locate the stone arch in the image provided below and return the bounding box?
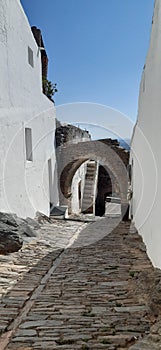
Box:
[60,158,88,199]
[56,140,129,214]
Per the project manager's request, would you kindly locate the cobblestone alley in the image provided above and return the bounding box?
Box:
[0,218,161,349]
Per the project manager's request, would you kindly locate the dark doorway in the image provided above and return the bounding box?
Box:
[78,180,82,210]
[95,165,112,216]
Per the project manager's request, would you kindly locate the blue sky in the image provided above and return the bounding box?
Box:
[21,0,154,129]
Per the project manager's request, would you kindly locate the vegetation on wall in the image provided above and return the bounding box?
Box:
[42,76,58,102]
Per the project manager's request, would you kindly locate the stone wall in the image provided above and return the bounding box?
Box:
[57,137,129,215]
[55,121,91,147]
[99,138,129,167]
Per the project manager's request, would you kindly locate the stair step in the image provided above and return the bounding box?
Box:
[85,179,93,183]
[83,194,93,198]
[84,185,93,190]
[84,185,93,189]
[86,169,95,173]
[82,199,93,205]
[87,163,96,167]
[81,161,98,215]
[82,197,93,202]
[83,192,93,196]
[82,204,92,209]
[82,205,93,209]
[86,175,95,179]
[84,188,93,192]
[83,200,93,204]
[87,163,96,166]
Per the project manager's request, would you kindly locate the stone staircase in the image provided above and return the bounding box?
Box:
[82,160,98,214]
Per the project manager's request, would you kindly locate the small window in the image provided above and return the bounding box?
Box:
[25,128,33,161]
[28,46,34,67]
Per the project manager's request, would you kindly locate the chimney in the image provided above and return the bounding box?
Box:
[31,26,49,79]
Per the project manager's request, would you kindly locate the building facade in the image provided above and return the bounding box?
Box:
[130,0,161,267]
[0,0,59,218]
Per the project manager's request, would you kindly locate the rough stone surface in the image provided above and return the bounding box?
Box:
[18,222,37,238]
[0,213,41,254]
[57,140,129,214]
[0,219,85,298]
[0,218,159,349]
[0,213,18,227]
[0,224,22,254]
[55,122,91,147]
[25,218,40,230]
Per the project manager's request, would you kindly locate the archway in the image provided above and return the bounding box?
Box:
[56,140,129,216]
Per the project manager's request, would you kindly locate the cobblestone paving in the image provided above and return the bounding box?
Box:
[0,218,160,349]
[0,220,85,339]
[0,220,85,298]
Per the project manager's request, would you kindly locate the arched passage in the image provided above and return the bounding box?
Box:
[56,140,129,215]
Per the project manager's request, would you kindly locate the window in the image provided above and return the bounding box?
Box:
[28,46,34,67]
[25,128,33,161]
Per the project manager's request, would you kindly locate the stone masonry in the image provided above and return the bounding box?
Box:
[55,121,91,147]
[57,140,129,214]
[0,218,161,349]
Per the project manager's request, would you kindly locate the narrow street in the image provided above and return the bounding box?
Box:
[0,218,160,349]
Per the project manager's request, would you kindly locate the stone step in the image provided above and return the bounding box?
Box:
[86,171,95,176]
[87,163,96,168]
[86,174,95,178]
[83,187,93,193]
[82,199,93,205]
[83,195,93,200]
[84,179,94,184]
[82,198,93,204]
[84,182,94,187]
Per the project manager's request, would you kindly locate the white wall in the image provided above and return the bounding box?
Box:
[130,0,161,267]
[0,0,59,218]
[71,162,87,214]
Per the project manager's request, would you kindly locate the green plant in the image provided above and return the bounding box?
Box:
[129,270,135,278]
[42,76,58,100]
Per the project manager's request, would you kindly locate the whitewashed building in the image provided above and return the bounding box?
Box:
[130,0,161,267]
[0,0,59,218]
